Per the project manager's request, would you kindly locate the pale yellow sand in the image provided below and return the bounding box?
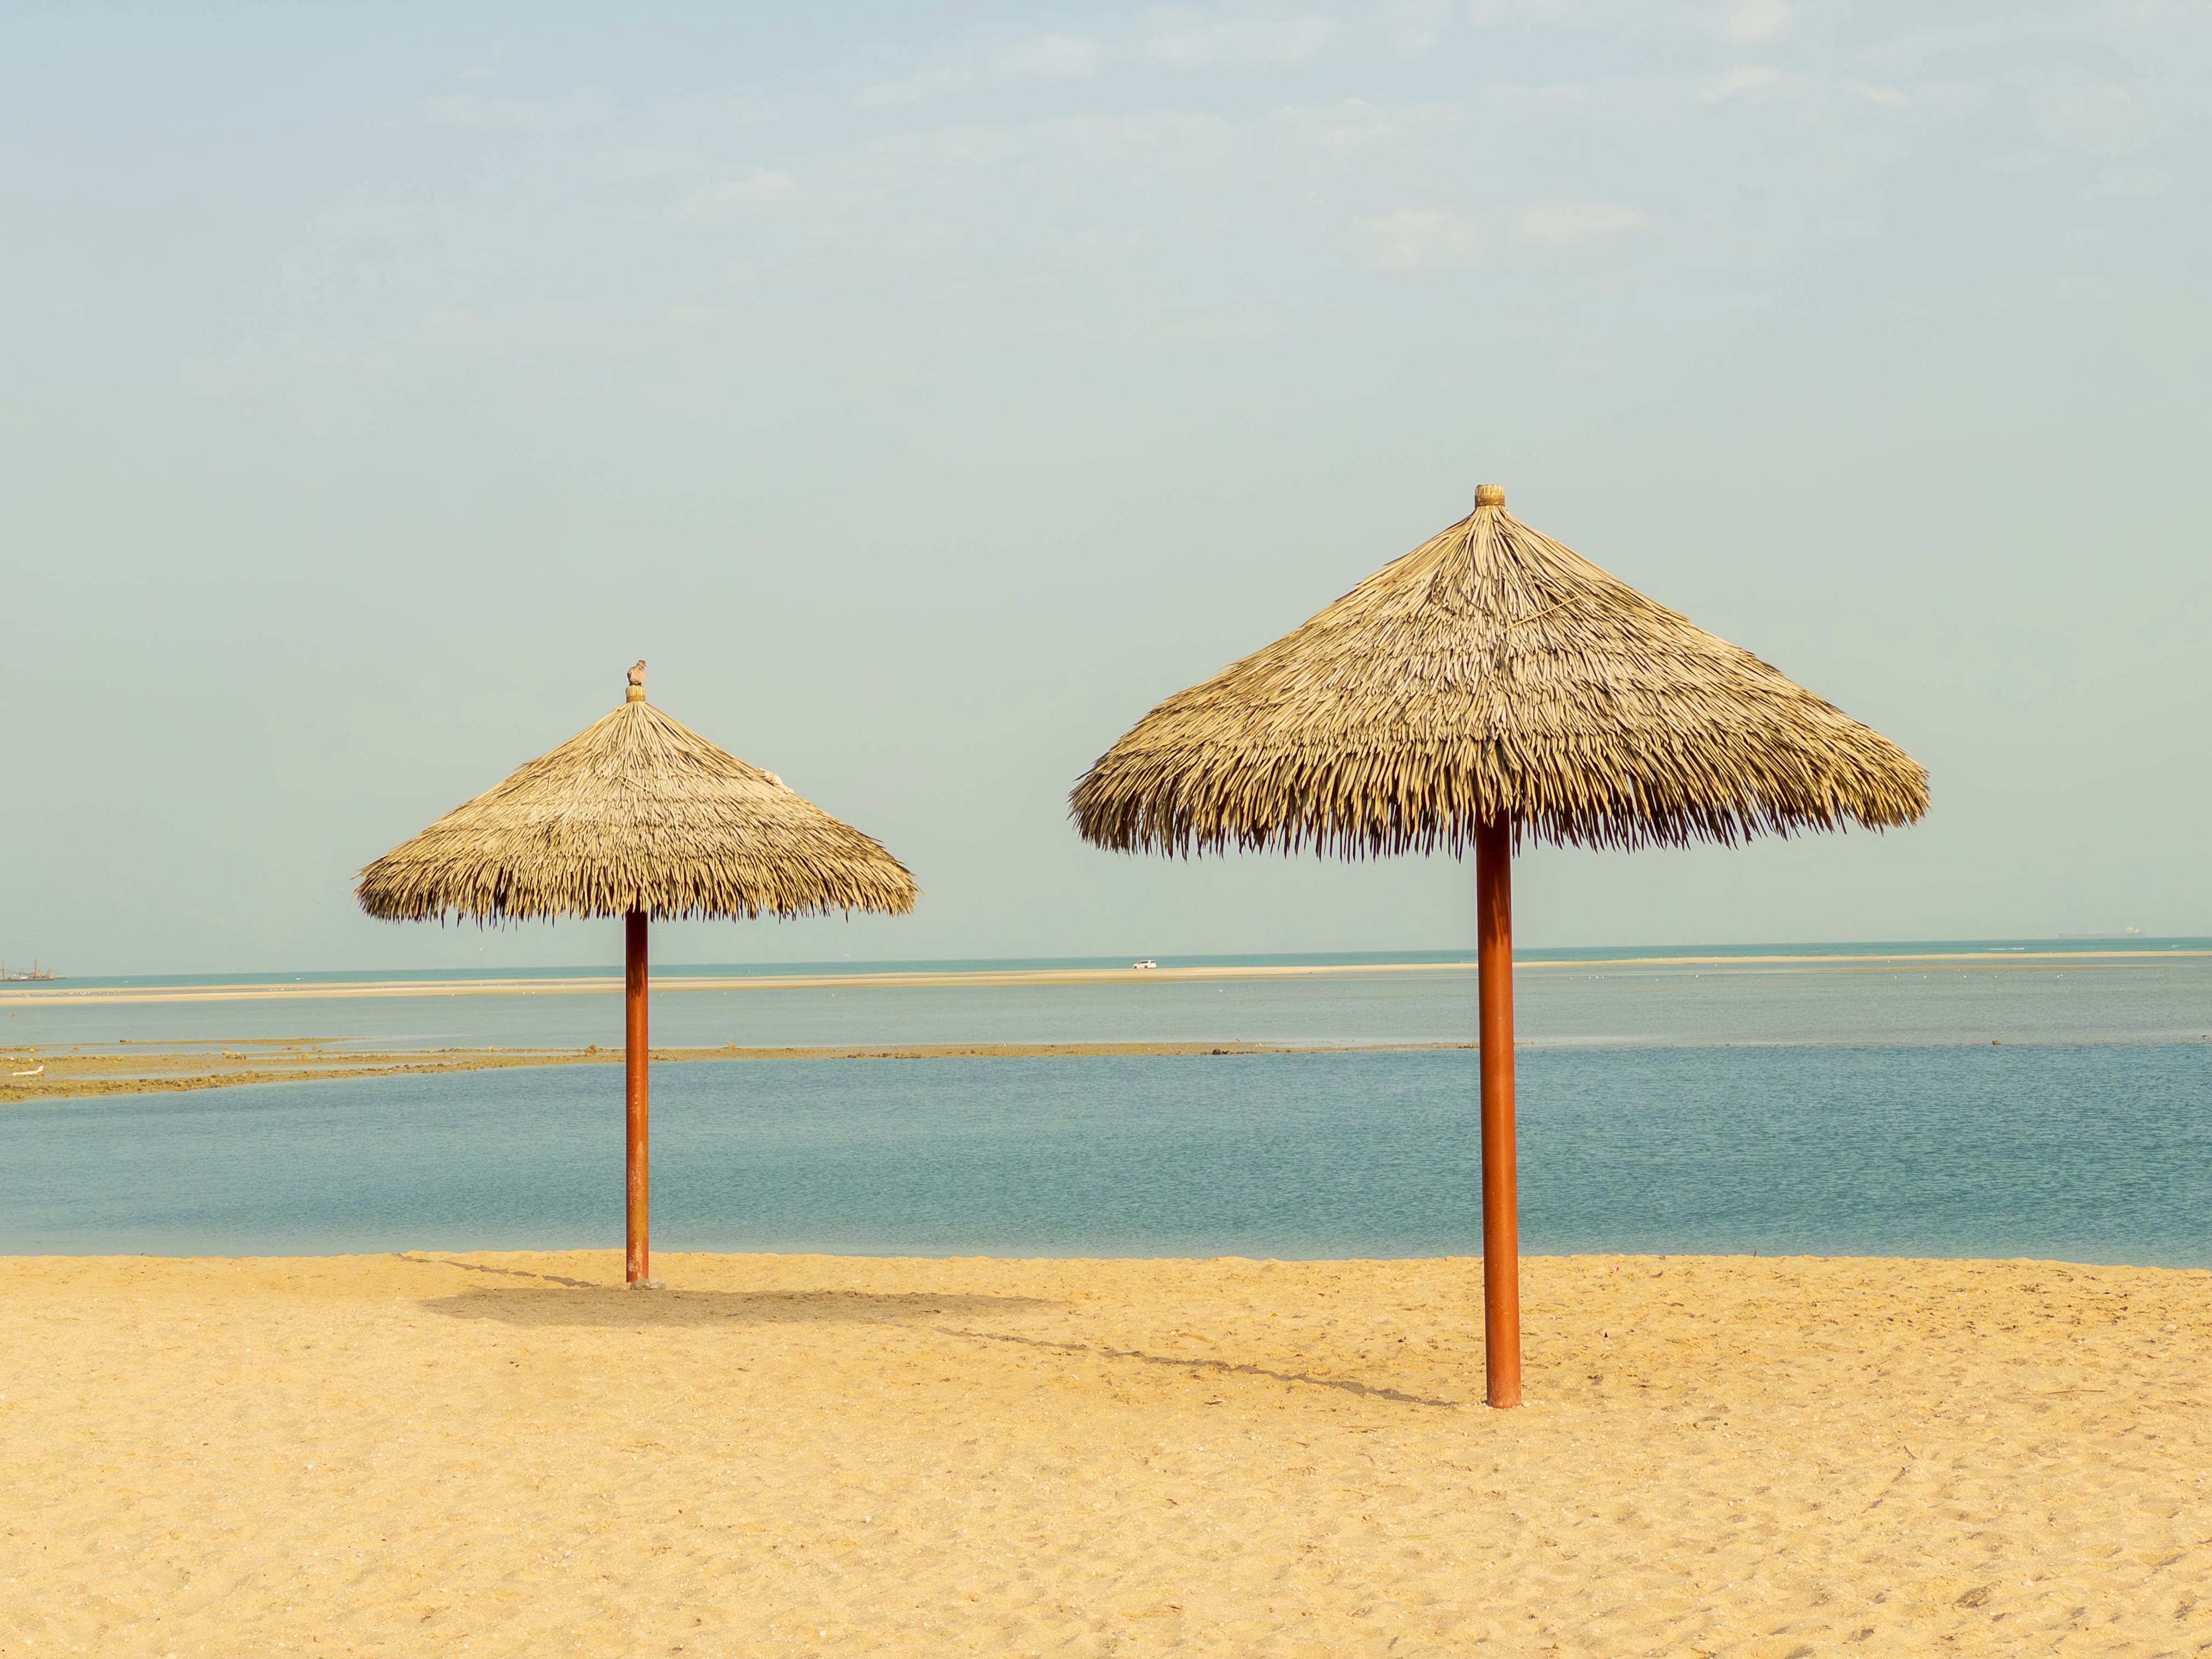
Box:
[0,1040,1437,1105]
[3,946,2196,1012]
[3,1252,2207,1656]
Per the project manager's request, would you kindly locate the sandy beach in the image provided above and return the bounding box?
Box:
[4,1251,2206,1655]
[0,1040,1446,1105]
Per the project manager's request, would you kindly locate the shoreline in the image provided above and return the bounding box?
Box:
[12,1021,2210,1104]
[6,1245,2209,1270]
[5,945,2203,1010]
[0,1038,1472,1104]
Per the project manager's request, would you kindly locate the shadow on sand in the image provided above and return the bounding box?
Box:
[941,1327,1463,1408]
[422,1286,1056,1328]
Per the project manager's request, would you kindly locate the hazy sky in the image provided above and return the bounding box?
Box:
[5,1,2206,973]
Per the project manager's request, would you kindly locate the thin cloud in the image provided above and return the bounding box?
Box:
[1697,65,1810,104]
[1350,208,1482,269]
[1512,202,1650,244]
[2037,84,2149,156]
[1696,0,1790,45]
[1467,0,1613,25]
[863,63,978,107]
[1142,8,1339,69]
[426,93,577,127]
[675,113,1248,234]
[862,33,1105,108]
[1379,0,1455,50]
[1483,77,1679,115]
[454,39,510,84]
[1256,98,1464,171]
[1156,307,1283,342]
[1843,81,1908,108]
[584,147,720,183]
[677,170,810,224]
[2084,165,2169,200]
[996,34,1106,79]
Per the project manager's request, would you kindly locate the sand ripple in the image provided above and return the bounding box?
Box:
[2,1251,2207,1654]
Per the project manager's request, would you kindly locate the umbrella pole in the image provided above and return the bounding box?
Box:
[1476,816,1522,1407]
[625,908,650,1285]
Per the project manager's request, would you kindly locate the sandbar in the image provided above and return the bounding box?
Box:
[0,1040,1455,1105]
[5,947,2202,1012]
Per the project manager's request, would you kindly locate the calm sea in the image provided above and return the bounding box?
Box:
[3,944,2208,1264]
[11,941,2212,1052]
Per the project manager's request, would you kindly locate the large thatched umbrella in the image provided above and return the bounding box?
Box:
[1071,486,1928,1405]
[358,664,918,1285]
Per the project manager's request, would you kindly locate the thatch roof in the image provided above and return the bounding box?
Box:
[1072,486,1929,858]
[358,685,918,923]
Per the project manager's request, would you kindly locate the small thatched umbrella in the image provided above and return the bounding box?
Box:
[358,664,918,1285]
[1071,486,1928,1405]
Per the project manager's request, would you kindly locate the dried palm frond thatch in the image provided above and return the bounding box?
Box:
[1072,487,1929,858]
[357,692,918,923]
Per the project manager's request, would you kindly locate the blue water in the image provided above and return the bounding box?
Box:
[9,951,2211,1053]
[41,938,2212,991]
[5,1046,2207,1265]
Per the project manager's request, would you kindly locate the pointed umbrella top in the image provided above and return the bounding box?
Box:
[358,665,918,923]
[1072,487,1929,858]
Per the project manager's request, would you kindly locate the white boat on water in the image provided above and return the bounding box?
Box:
[1131,959,1158,970]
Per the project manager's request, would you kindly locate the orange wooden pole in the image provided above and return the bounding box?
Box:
[624,908,650,1285]
[1476,816,1522,1407]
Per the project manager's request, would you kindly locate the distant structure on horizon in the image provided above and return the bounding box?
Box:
[0,959,62,982]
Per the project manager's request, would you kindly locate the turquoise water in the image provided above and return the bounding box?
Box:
[43,938,2212,992]
[4,1045,2208,1266]
[8,945,2211,1053]
[4,945,2207,1264]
